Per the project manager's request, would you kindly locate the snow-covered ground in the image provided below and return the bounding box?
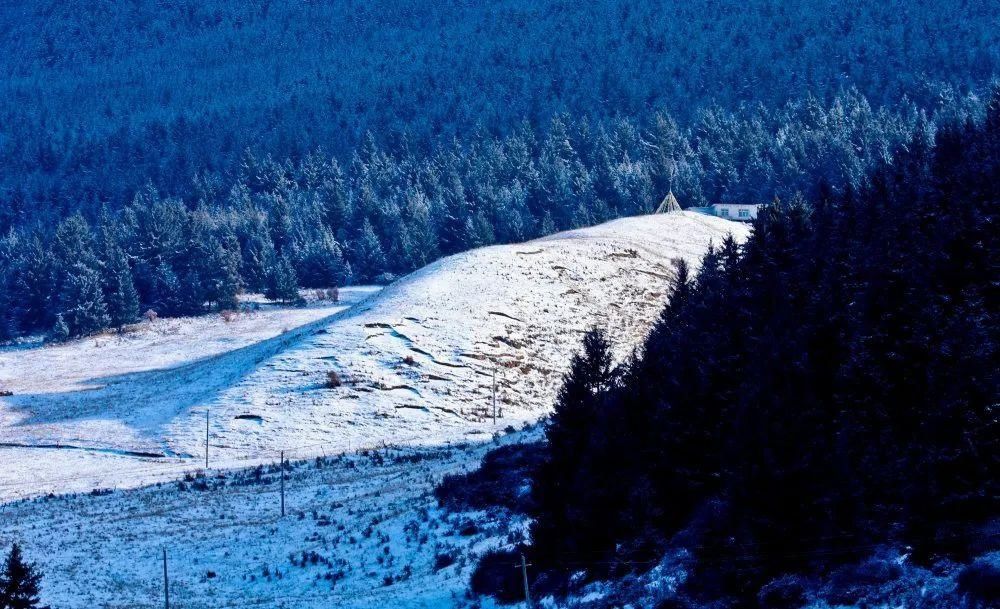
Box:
[1,213,983,609]
[0,212,747,503]
[0,212,749,608]
[175,212,749,461]
[0,431,537,609]
[0,287,381,501]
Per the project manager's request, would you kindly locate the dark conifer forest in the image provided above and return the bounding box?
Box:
[511,96,999,606]
[1,0,998,340]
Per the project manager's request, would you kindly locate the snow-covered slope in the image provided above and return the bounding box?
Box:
[192,212,749,456]
[1,432,538,609]
[0,212,748,500]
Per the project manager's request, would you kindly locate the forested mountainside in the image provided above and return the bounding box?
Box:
[0,0,998,341]
[2,0,996,218]
[487,94,1000,607]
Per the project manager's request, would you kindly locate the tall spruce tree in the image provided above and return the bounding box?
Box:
[294,231,351,288]
[55,262,110,339]
[352,220,387,282]
[531,328,618,563]
[201,237,242,311]
[151,261,182,317]
[0,543,46,609]
[265,255,303,304]
[99,243,140,328]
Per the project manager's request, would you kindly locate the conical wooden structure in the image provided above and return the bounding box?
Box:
[655,190,681,214]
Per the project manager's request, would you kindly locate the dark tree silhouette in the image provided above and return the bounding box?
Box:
[0,543,47,609]
[523,102,1000,604]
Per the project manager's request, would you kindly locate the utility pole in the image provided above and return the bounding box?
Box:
[279,450,285,517]
[204,409,210,469]
[162,548,170,609]
[520,553,532,609]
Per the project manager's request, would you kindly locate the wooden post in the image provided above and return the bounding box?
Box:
[162,548,170,609]
[204,410,209,469]
[520,553,531,608]
[280,450,285,517]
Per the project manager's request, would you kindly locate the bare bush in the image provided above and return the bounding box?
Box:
[220,310,237,323]
[325,370,343,388]
[144,309,158,323]
[313,288,340,302]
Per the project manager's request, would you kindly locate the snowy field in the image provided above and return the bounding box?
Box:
[0,431,537,609]
[0,212,746,503]
[0,212,749,607]
[0,212,747,502]
[0,287,382,501]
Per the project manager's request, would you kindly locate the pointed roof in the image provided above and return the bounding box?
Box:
[655,191,681,214]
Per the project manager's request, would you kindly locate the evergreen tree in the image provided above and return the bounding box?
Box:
[319,159,350,234]
[240,220,277,293]
[0,543,46,609]
[151,261,182,317]
[100,244,140,327]
[351,220,387,282]
[55,263,110,338]
[401,187,439,267]
[294,232,351,288]
[265,255,303,304]
[437,169,470,255]
[50,314,69,343]
[531,328,618,563]
[201,238,242,311]
[538,211,556,237]
[175,268,206,316]
[0,233,21,340]
[15,238,56,332]
[51,214,98,271]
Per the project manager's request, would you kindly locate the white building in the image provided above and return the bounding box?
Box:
[708,203,760,221]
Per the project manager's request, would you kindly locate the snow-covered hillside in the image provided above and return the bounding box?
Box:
[199,211,749,455]
[0,212,748,500]
[0,212,748,609]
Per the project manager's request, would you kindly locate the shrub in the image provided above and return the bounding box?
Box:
[325,371,343,388]
[434,549,459,571]
[822,555,904,606]
[144,309,158,323]
[957,557,1000,603]
[470,548,528,604]
[757,574,809,609]
[435,442,542,513]
[220,309,237,322]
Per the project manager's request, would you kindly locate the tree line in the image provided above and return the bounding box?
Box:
[0,90,979,341]
[517,91,999,606]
